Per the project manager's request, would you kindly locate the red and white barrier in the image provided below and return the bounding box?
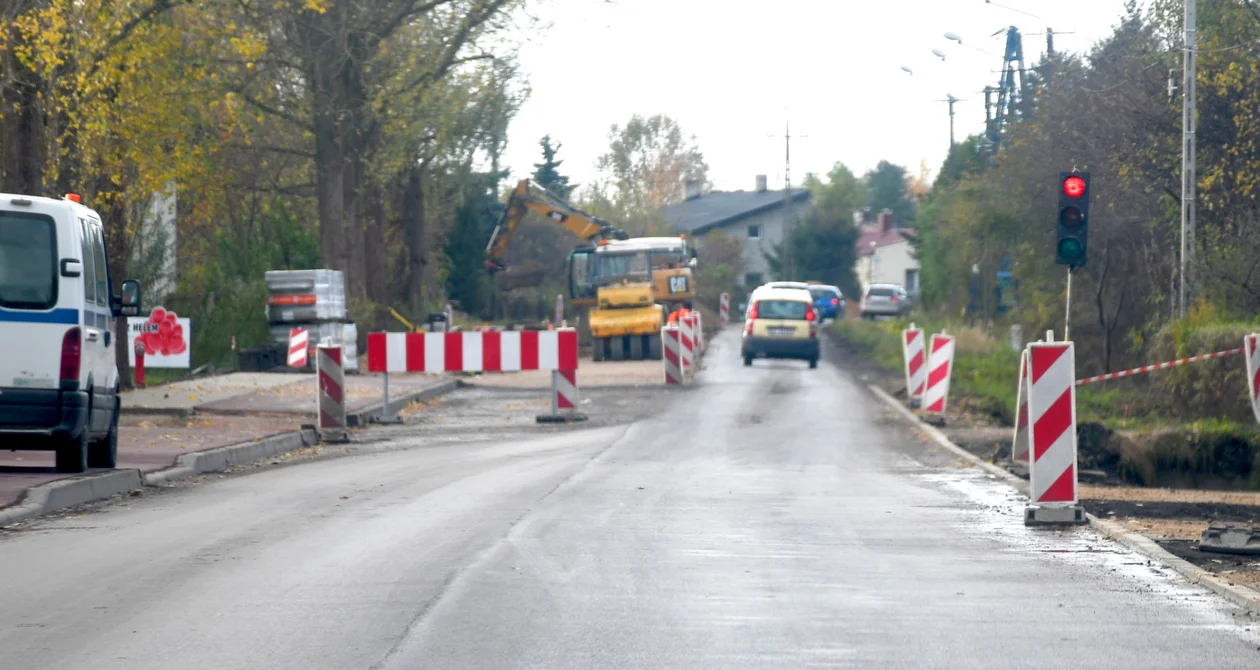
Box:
[1011,348,1030,464]
[317,345,348,442]
[664,325,684,385]
[901,325,926,402]
[922,333,955,416]
[692,312,704,353]
[1246,334,1260,424]
[366,329,579,373]
[1024,341,1083,525]
[719,293,730,326]
[289,327,309,368]
[679,315,697,374]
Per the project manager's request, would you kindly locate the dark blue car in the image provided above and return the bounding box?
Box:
[809,285,845,320]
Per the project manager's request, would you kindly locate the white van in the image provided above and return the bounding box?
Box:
[0,193,142,472]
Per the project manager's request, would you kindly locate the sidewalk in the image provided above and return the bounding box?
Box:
[0,372,454,516]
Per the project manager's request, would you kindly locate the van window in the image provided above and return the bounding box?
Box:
[0,212,58,309]
[79,219,97,305]
[755,300,809,320]
[90,223,108,306]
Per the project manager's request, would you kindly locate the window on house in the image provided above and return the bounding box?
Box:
[905,269,920,293]
[747,225,760,240]
[744,272,763,287]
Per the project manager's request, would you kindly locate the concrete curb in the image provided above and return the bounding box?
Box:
[143,428,319,486]
[346,379,460,427]
[867,383,1260,614]
[0,469,144,526]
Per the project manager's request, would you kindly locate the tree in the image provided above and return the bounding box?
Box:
[766,163,864,295]
[865,160,916,222]
[532,135,575,198]
[597,113,709,233]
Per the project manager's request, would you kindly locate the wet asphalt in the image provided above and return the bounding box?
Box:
[1,330,1259,669]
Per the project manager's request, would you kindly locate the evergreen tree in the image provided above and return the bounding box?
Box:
[532,135,575,198]
[445,169,509,317]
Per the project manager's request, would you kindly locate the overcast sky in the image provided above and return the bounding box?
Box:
[500,0,1133,193]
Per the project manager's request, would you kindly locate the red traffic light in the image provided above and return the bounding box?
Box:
[1062,175,1086,199]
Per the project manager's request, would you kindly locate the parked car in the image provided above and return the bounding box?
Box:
[0,193,143,473]
[741,287,820,368]
[860,283,910,319]
[808,285,845,320]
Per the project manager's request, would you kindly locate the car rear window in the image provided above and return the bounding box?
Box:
[756,300,809,320]
[867,287,896,297]
[0,212,57,309]
[810,287,840,300]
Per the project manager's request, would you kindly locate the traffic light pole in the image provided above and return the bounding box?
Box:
[1064,266,1073,341]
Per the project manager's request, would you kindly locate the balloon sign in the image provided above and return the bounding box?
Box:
[128,307,191,368]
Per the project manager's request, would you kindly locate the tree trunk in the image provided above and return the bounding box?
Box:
[365,182,388,329]
[404,165,426,315]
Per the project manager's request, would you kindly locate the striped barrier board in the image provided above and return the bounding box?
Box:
[679,316,696,375]
[317,345,348,442]
[289,327,309,368]
[366,329,579,373]
[922,333,955,416]
[1025,341,1084,525]
[902,325,926,402]
[719,293,730,326]
[663,325,683,385]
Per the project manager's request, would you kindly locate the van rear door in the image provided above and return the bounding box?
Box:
[0,207,74,429]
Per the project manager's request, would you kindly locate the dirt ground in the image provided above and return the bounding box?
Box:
[829,331,1260,592]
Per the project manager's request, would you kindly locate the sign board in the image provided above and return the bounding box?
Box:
[127,306,191,368]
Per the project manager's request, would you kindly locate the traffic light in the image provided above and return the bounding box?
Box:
[1056,171,1090,267]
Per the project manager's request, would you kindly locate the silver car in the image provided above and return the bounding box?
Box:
[860,283,911,319]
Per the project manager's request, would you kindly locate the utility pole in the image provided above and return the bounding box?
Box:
[936,95,961,148]
[1180,0,1197,318]
[769,121,807,277]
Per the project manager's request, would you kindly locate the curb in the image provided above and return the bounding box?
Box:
[868,383,1260,614]
[346,379,460,427]
[1,380,463,526]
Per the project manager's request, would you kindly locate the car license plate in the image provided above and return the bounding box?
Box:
[768,327,795,335]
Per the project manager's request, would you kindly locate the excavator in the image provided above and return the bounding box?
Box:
[485,179,698,361]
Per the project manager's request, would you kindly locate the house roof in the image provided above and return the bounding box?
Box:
[858,225,915,255]
[663,188,811,236]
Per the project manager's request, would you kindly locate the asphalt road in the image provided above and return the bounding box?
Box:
[2,331,1259,669]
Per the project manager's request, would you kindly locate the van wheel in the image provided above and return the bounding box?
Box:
[56,429,89,473]
[743,356,753,367]
[809,358,819,369]
[88,397,120,469]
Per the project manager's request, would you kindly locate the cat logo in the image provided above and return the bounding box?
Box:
[668,276,689,294]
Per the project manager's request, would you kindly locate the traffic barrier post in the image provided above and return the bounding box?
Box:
[663,324,684,385]
[901,323,926,405]
[1024,341,1085,526]
[1246,334,1260,424]
[134,341,146,388]
[1011,348,1030,465]
[921,332,955,420]
[719,293,730,326]
[538,369,586,423]
[317,345,349,443]
[288,327,309,368]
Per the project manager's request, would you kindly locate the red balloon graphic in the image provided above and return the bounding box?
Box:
[150,307,167,323]
[139,306,188,359]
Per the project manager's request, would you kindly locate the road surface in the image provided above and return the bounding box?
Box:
[2,332,1258,669]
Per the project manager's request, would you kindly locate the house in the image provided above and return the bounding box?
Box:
[855,210,919,296]
[663,175,811,287]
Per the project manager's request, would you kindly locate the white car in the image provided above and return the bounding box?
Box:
[0,193,142,472]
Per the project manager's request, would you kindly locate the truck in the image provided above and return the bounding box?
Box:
[485,180,697,361]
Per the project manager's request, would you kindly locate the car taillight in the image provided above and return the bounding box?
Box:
[806,306,815,322]
[831,298,839,306]
[748,302,758,319]
[891,295,900,302]
[745,319,754,335]
[60,327,81,382]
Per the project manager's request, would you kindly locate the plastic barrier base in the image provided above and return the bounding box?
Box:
[1024,504,1086,527]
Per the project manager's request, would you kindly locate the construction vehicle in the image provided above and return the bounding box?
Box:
[485,179,698,361]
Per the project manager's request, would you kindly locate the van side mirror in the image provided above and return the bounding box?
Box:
[116,280,142,317]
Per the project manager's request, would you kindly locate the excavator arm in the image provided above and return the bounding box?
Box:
[485,179,628,273]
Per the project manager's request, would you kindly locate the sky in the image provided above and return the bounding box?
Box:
[499,0,1134,194]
